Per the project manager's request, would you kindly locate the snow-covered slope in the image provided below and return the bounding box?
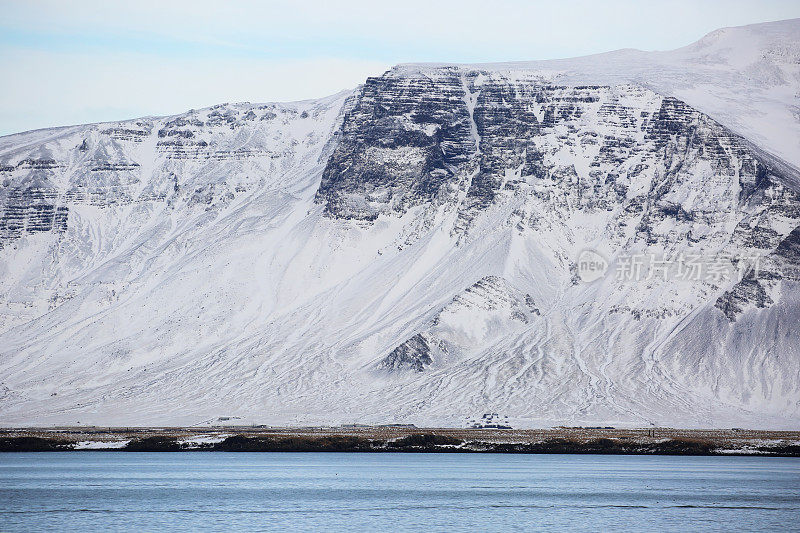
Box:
[1,20,799,428]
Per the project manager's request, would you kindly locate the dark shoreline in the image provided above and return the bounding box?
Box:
[1,427,799,456]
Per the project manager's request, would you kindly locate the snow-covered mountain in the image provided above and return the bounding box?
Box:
[1,19,799,428]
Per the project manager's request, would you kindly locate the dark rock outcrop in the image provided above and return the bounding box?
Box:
[315,71,475,220]
[381,333,434,372]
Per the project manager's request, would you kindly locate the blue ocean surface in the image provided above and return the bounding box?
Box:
[0,452,798,532]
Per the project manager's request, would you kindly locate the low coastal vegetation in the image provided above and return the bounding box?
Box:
[1,429,799,456]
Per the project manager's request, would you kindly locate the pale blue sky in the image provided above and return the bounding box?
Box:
[2,0,799,135]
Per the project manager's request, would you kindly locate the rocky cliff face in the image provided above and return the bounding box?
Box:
[0,98,346,247]
[317,71,799,243]
[315,72,475,221]
[0,20,799,429]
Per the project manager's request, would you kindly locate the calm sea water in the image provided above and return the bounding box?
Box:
[0,452,798,532]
